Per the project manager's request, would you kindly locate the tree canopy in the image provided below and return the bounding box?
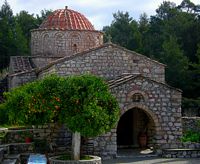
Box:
[1,74,120,137]
[0,0,200,114]
[0,0,52,72]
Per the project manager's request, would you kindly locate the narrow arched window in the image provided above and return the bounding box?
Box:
[73,44,77,53]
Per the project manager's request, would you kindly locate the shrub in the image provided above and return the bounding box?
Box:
[181,130,200,143]
[2,74,120,160]
[0,103,8,124]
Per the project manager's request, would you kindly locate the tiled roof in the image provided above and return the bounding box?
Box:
[108,74,182,92]
[39,6,95,31]
[10,56,34,73]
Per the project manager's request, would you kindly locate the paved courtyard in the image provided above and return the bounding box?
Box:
[103,157,200,164]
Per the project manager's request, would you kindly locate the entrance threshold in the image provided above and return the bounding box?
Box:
[117,148,157,158]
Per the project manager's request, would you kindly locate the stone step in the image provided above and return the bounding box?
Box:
[2,159,18,164]
[117,148,158,158]
[5,154,20,160]
[4,154,21,164]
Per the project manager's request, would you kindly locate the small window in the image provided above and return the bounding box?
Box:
[73,44,77,52]
[132,93,145,102]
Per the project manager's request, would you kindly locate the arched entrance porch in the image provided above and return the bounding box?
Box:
[117,106,157,153]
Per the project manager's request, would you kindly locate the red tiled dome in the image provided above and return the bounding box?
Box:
[39,6,95,31]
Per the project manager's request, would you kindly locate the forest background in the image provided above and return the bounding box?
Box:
[0,0,200,115]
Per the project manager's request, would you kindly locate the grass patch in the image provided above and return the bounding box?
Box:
[57,155,93,160]
[57,154,71,160]
[181,130,200,143]
[81,155,93,160]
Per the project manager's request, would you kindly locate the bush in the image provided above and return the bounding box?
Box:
[182,97,200,116]
[0,103,8,124]
[181,131,200,143]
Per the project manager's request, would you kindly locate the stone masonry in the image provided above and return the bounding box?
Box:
[31,30,103,57]
[7,6,184,159]
[38,43,165,83]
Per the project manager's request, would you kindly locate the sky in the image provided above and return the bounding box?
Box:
[0,0,199,30]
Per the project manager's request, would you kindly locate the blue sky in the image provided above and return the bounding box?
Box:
[0,0,199,30]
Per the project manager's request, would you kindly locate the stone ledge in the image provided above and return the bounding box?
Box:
[162,148,200,158]
[2,159,17,164]
[163,148,200,151]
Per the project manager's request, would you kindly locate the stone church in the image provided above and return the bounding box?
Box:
[8,7,182,158]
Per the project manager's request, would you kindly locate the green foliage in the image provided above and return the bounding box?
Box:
[1,74,120,138]
[56,154,92,160]
[161,35,189,89]
[0,103,8,124]
[181,130,200,142]
[36,9,53,26]
[103,11,142,52]
[0,1,52,71]
[102,0,200,114]
[58,74,120,137]
[182,97,200,116]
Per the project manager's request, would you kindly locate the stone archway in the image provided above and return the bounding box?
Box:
[117,104,160,151]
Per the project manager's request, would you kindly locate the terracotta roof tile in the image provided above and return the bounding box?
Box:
[39,7,95,31]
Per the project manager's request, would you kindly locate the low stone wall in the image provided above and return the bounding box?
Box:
[9,143,34,154]
[161,142,200,158]
[2,125,115,159]
[82,129,117,160]
[162,148,200,158]
[2,125,72,153]
[182,117,200,132]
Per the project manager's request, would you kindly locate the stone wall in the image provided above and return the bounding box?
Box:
[109,75,182,149]
[31,56,62,69]
[2,125,72,153]
[31,29,103,57]
[8,70,37,89]
[2,125,115,159]
[83,129,117,159]
[182,117,200,133]
[38,44,165,83]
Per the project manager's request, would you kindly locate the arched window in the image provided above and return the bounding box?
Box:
[73,44,77,53]
[70,33,80,53]
[132,93,145,102]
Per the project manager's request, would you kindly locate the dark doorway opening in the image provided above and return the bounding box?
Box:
[117,108,156,149]
[117,109,134,147]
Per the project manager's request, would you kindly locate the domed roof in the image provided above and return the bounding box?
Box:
[39,6,95,31]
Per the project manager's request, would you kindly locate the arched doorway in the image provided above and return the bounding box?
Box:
[117,108,156,150]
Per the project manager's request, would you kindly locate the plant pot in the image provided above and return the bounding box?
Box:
[25,137,32,143]
[138,133,147,148]
[49,155,101,164]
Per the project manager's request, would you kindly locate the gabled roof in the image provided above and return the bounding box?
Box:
[10,56,34,73]
[37,43,165,74]
[108,74,182,93]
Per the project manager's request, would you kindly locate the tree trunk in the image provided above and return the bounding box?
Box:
[72,131,81,160]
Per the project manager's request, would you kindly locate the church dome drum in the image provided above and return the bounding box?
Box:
[31,6,103,57]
